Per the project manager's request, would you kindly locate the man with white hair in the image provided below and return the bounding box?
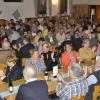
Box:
[56,63,88,100]
[85,57,100,100]
[16,66,49,100]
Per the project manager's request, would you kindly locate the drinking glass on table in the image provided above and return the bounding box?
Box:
[60,65,68,72]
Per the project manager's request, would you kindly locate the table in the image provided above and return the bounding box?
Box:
[0,69,67,100]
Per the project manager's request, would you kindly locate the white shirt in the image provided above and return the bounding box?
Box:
[86,75,97,86]
[9,31,20,42]
[26,78,37,84]
[86,68,100,86]
[56,33,65,43]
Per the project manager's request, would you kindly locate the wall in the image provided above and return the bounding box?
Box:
[0,0,100,20]
[51,0,60,16]
[0,0,35,20]
[73,0,100,5]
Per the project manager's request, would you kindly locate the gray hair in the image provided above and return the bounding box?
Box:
[69,63,84,78]
[23,66,36,79]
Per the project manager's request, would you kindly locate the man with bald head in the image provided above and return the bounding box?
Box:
[16,66,49,100]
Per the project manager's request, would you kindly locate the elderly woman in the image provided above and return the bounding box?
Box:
[25,48,46,75]
[56,63,88,100]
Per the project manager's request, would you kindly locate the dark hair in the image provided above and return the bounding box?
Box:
[11,40,19,48]
[36,30,42,34]
[38,38,45,42]
[23,35,30,43]
[2,35,9,41]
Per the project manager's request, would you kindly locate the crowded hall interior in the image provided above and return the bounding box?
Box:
[0,0,100,100]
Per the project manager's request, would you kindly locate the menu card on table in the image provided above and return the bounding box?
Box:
[53,66,58,78]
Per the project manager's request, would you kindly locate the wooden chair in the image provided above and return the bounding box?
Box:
[93,85,100,100]
[22,58,26,67]
[0,63,7,69]
[71,96,84,100]
[0,49,14,64]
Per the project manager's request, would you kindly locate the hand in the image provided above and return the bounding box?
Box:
[83,66,88,75]
[0,69,5,77]
[57,74,65,83]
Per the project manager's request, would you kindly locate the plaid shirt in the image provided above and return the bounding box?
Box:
[56,78,88,100]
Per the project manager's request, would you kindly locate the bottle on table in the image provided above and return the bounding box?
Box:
[8,77,13,93]
[44,71,48,81]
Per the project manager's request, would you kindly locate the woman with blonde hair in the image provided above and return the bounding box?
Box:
[0,54,22,82]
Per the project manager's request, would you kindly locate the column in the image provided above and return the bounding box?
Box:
[67,0,73,15]
[46,0,52,16]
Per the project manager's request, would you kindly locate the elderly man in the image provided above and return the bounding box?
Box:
[56,63,88,100]
[16,66,49,100]
[84,57,100,100]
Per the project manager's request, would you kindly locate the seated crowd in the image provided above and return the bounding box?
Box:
[0,14,100,100]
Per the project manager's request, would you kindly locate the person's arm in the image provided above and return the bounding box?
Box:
[56,74,68,97]
[40,59,46,71]
[86,75,97,86]
[0,70,5,80]
[25,58,31,67]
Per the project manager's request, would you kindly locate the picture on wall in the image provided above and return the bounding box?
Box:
[60,0,67,13]
[37,0,46,15]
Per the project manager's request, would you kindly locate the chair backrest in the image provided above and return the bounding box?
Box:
[22,58,26,67]
[71,96,84,100]
[93,85,100,100]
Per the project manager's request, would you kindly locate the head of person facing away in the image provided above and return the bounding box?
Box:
[23,66,36,82]
[68,63,84,79]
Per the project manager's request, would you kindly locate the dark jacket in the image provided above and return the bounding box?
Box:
[42,51,58,71]
[17,43,34,66]
[45,35,57,43]
[3,64,23,82]
[85,70,100,100]
[16,80,49,100]
[18,43,35,58]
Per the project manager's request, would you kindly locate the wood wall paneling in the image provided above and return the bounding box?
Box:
[73,4,89,17]
[96,5,100,19]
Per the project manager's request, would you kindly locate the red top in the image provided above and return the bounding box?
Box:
[60,51,78,69]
